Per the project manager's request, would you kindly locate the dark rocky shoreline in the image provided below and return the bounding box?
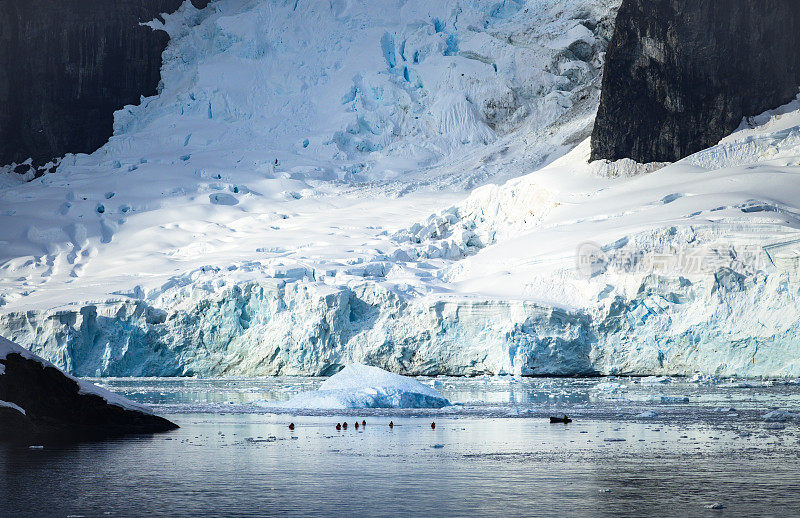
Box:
[0,336,177,442]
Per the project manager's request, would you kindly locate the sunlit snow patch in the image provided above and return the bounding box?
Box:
[282,363,450,409]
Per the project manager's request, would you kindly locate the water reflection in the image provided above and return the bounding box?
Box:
[3,377,800,516]
[3,414,800,517]
[90,375,800,419]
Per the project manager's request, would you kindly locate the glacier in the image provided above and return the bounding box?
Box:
[2,0,800,378]
[5,233,800,378]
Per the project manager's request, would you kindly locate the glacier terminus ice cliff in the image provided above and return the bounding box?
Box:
[2,0,800,379]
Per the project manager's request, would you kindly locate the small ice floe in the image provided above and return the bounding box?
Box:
[635,410,658,418]
[722,380,771,388]
[246,436,278,443]
[647,395,690,404]
[637,376,673,384]
[762,410,800,422]
[704,503,725,510]
[28,445,44,449]
[592,381,626,392]
[712,407,736,413]
[688,373,719,384]
[764,423,786,430]
[282,363,450,409]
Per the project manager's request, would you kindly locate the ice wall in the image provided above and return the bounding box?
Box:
[4,250,800,378]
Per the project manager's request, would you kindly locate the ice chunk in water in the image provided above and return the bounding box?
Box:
[282,363,450,409]
[762,410,800,422]
[647,395,690,404]
[592,381,626,392]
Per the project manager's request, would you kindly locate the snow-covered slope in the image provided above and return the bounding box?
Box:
[0,0,621,375]
[394,94,800,376]
[4,0,800,378]
[0,0,617,311]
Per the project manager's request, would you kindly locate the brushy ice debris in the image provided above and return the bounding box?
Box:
[762,410,800,422]
[592,381,626,392]
[660,396,689,403]
[647,395,690,404]
[637,376,673,384]
[283,363,450,409]
[688,374,719,384]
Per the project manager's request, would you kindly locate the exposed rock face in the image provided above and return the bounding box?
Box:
[591,0,800,163]
[0,0,208,171]
[0,336,177,442]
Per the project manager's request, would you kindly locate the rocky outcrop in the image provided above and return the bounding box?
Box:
[0,336,177,442]
[0,0,208,173]
[591,0,800,163]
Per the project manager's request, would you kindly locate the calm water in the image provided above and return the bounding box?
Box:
[3,376,800,517]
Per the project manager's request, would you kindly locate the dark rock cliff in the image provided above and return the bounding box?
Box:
[0,0,208,173]
[0,336,177,442]
[591,0,800,163]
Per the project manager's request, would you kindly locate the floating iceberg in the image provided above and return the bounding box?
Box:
[283,364,450,409]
